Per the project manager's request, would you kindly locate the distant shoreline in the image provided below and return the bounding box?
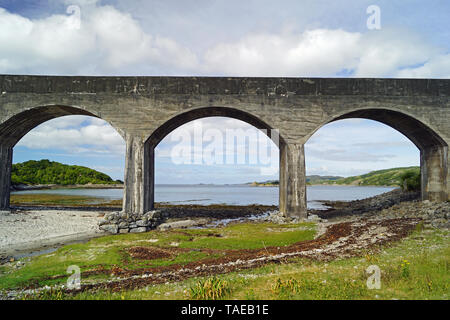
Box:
[11,183,398,191]
[250,183,396,188]
[11,183,124,191]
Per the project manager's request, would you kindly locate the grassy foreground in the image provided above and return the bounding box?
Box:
[0,221,316,291]
[10,193,118,207]
[1,221,448,300]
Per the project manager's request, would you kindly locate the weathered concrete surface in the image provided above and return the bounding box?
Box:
[421,146,448,202]
[122,135,154,215]
[279,144,307,218]
[0,76,449,217]
[0,145,12,210]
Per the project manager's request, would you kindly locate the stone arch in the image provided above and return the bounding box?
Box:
[123,106,286,215]
[305,108,448,202]
[145,106,286,148]
[0,104,124,147]
[0,104,125,209]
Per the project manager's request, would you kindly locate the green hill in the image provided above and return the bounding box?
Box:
[11,159,122,186]
[324,167,420,187]
[307,175,343,184]
[249,167,420,187]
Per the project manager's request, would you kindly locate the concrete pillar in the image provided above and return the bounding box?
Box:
[0,145,12,210]
[448,150,450,201]
[420,145,448,201]
[279,143,307,218]
[122,135,154,215]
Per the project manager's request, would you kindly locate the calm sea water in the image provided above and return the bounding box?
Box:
[12,184,396,209]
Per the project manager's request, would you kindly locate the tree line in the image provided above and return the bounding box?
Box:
[11,159,123,186]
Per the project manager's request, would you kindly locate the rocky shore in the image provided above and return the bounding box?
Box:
[312,189,420,219]
[98,204,277,234]
[11,183,124,191]
[1,190,448,263]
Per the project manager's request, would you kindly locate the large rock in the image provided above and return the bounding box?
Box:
[118,221,129,229]
[130,227,147,233]
[98,218,109,226]
[136,219,149,227]
[99,224,119,234]
[157,219,208,231]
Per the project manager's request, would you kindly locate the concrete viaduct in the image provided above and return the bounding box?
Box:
[0,75,448,218]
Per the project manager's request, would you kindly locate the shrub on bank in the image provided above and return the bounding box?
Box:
[400,170,421,191]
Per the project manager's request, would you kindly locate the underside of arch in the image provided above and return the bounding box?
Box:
[0,105,96,148]
[146,107,285,148]
[332,109,447,151]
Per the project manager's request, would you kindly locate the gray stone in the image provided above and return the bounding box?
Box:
[144,210,161,220]
[136,219,149,227]
[98,218,109,226]
[130,227,147,233]
[157,219,208,231]
[119,228,129,234]
[99,224,119,234]
[0,210,10,216]
[106,212,119,221]
[118,221,129,229]
[307,214,321,222]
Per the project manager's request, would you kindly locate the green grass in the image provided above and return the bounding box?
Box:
[64,226,449,300]
[0,221,316,291]
[10,193,114,206]
[177,222,316,250]
[3,221,448,300]
[189,276,231,300]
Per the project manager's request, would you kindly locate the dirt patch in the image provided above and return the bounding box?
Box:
[126,247,174,260]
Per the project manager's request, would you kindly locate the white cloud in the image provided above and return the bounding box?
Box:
[396,53,450,78]
[16,116,125,155]
[203,29,361,76]
[0,4,448,78]
[202,28,448,77]
[0,6,198,74]
[304,119,420,176]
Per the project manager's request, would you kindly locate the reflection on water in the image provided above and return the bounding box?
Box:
[12,184,396,209]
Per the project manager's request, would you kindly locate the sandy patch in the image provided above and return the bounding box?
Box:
[0,210,106,256]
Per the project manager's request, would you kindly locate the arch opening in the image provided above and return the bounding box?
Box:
[305,108,448,207]
[0,106,125,210]
[126,107,286,215]
[153,116,280,206]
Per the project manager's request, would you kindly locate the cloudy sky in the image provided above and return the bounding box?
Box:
[2,0,449,183]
